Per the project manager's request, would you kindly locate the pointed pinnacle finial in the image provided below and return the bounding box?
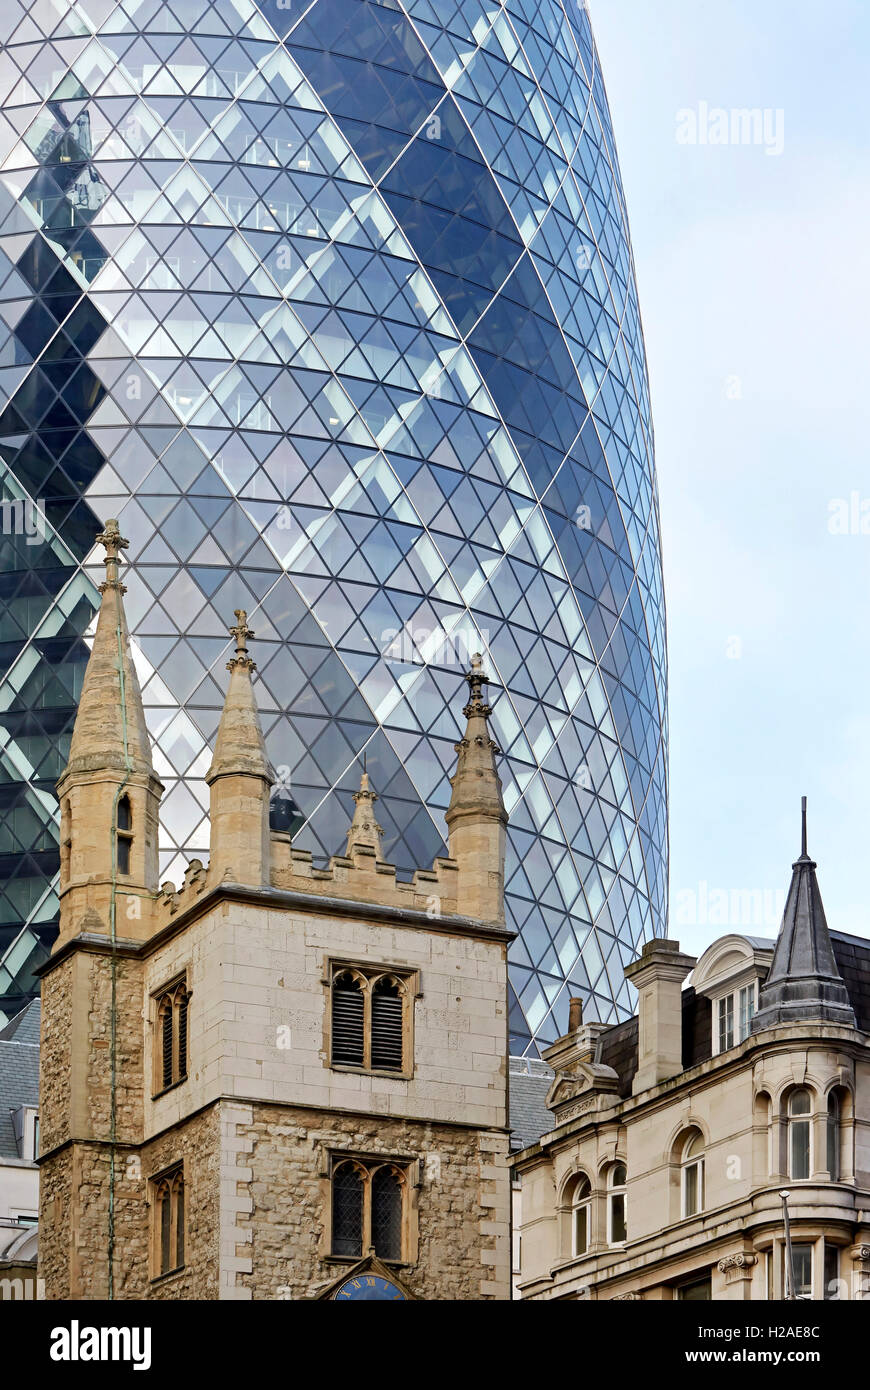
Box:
[463,651,492,719]
[801,795,808,859]
[96,518,129,594]
[228,609,256,671]
[346,762,384,858]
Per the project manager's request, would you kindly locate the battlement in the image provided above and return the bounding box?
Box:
[152,838,461,932]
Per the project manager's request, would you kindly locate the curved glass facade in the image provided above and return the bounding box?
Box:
[0,0,666,1051]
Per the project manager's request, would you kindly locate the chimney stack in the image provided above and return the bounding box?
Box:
[624,939,696,1094]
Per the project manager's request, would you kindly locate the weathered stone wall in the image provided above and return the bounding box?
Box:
[230,1102,511,1300]
[39,955,73,1154]
[39,1141,148,1300]
[38,1142,73,1299]
[142,1106,221,1300]
[39,945,148,1298]
[40,1106,221,1300]
[83,951,145,1145]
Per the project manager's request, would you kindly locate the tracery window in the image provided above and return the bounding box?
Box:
[331,1158,407,1262]
[154,977,190,1094]
[330,965,411,1074]
[152,1166,184,1277]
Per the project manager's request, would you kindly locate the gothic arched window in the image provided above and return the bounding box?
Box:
[332,1161,365,1258]
[371,1166,404,1262]
[154,978,190,1094]
[152,1166,184,1277]
[331,970,365,1067]
[329,964,413,1074]
[371,977,403,1071]
[330,1157,409,1263]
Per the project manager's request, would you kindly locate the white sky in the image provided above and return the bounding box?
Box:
[592,0,870,955]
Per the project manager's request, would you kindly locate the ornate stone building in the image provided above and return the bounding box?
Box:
[38,522,512,1301]
[513,803,870,1300]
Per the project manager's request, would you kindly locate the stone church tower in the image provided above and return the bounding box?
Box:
[38,523,512,1301]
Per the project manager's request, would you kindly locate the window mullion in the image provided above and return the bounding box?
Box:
[363,1167,372,1256]
[170,1184,178,1272]
[363,984,372,1071]
[172,993,179,1086]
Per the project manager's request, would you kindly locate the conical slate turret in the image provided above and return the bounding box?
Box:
[206,610,274,886]
[752,799,855,1031]
[445,654,507,923]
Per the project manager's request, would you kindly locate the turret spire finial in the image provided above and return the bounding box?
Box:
[801,795,808,859]
[345,762,384,859]
[445,650,507,923]
[228,609,256,671]
[95,518,129,593]
[463,652,492,719]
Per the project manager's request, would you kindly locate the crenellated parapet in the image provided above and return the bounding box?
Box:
[158,858,207,918]
[268,815,461,915]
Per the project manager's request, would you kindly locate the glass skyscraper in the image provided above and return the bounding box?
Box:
[0,0,667,1053]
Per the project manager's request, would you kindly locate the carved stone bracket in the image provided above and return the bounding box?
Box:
[718,1253,757,1285]
[718,1253,757,1272]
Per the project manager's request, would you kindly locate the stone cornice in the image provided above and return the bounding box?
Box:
[37,1095,512,1165]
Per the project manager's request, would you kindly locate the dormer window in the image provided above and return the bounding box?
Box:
[691,936,773,1060]
[715,982,756,1054]
[116,793,133,875]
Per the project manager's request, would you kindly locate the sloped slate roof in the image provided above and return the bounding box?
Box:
[509,1057,554,1150]
[0,999,40,1045]
[831,932,870,1032]
[0,1001,40,1160]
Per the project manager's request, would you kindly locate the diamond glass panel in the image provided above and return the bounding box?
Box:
[0,0,667,1053]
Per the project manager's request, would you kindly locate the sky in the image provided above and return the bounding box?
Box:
[591,0,870,956]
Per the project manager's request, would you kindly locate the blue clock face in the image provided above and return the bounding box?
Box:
[334,1275,407,1301]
